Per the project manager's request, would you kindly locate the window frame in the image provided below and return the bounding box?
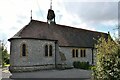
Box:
[49,45,52,57]
[72,49,75,58]
[80,49,86,58]
[76,49,78,57]
[44,44,53,57]
[83,49,86,57]
[72,49,78,58]
[45,45,49,57]
[20,43,28,57]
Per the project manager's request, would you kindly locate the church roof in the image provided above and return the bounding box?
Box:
[9,19,109,48]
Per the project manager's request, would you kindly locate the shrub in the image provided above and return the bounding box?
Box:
[73,61,90,70]
[73,61,76,68]
[93,36,120,80]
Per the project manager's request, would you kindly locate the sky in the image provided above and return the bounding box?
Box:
[0,0,119,53]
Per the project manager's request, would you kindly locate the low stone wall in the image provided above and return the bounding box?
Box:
[9,64,74,72]
[56,64,73,70]
[9,64,55,72]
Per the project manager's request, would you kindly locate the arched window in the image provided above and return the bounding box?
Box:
[76,49,78,57]
[83,50,86,57]
[80,49,86,57]
[22,44,26,56]
[45,45,48,56]
[72,49,75,58]
[49,45,52,56]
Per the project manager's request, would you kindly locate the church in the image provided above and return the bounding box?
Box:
[8,5,109,72]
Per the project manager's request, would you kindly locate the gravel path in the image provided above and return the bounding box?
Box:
[11,69,92,79]
[0,68,2,80]
[2,68,92,80]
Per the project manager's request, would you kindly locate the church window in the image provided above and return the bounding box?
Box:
[49,45,52,56]
[45,45,48,56]
[80,49,86,57]
[45,44,53,57]
[76,49,78,57]
[83,49,86,57]
[21,44,27,56]
[72,49,78,58]
[72,49,75,58]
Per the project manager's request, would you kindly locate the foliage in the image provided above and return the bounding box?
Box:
[93,36,120,80]
[0,44,2,66]
[73,61,90,70]
[0,41,10,67]
[2,49,10,65]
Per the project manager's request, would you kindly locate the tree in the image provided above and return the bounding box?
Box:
[0,41,10,67]
[93,36,120,80]
[0,42,2,66]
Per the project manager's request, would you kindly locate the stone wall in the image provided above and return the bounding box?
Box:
[9,64,55,72]
[10,39,56,72]
[59,47,93,68]
[9,38,95,72]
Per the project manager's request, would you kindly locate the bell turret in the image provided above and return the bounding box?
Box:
[47,0,55,24]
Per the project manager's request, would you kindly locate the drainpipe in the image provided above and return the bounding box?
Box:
[55,41,57,69]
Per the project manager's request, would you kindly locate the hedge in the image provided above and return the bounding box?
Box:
[73,61,90,70]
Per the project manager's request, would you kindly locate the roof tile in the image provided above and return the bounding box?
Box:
[11,20,108,48]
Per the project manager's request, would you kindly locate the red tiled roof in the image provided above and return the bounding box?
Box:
[10,20,109,48]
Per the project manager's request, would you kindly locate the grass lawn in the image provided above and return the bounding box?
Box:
[4,64,10,67]
[2,64,10,68]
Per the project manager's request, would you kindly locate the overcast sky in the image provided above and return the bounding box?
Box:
[0,0,119,52]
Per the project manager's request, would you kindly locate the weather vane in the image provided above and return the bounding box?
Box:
[31,10,32,20]
[50,0,52,9]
